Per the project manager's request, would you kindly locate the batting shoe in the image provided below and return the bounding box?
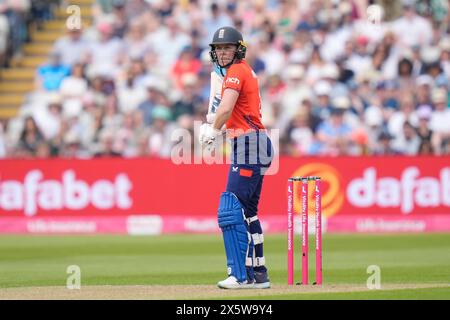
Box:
[217,276,255,289]
[254,271,271,289]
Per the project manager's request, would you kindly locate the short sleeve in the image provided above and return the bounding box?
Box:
[223,64,244,92]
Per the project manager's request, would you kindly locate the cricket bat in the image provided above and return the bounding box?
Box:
[206,71,223,124]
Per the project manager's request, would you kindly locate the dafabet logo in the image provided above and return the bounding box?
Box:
[291,163,344,218]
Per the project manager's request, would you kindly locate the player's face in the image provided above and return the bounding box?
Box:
[215,44,237,67]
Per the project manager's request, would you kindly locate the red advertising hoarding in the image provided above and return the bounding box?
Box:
[0,157,449,234]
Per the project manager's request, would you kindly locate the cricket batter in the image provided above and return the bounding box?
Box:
[199,27,273,289]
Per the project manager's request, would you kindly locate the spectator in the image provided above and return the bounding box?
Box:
[61,131,90,159]
[34,95,63,141]
[364,104,385,152]
[36,51,71,92]
[257,32,285,76]
[123,20,148,62]
[138,77,167,126]
[171,46,202,91]
[440,37,450,79]
[94,128,122,157]
[392,121,421,155]
[388,95,418,139]
[102,95,123,132]
[429,88,450,154]
[397,56,415,91]
[0,120,6,158]
[415,104,434,142]
[116,66,147,113]
[311,80,333,131]
[53,28,90,67]
[171,73,203,120]
[145,16,190,75]
[316,98,354,156]
[373,131,399,155]
[59,63,88,100]
[30,0,55,28]
[111,0,128,38]
[0,6,9,67]
[418,139,434,155]
[305,45,328,85]
[391,0,433,49]
[147,105,174,158]
[3,0,29,60]
[276,64,311,134]
[17,116,45,156]
[203,2,233,48]
[286,108,313,156]
[113,111,139,157]
[86,20,125,77]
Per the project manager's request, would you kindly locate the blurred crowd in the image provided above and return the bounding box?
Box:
[0,0,449,159]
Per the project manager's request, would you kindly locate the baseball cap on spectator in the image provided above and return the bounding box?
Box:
[289,50,308,64]
[144,77,167,93]
[64,132,81,145]
[333,96,351,109]
[47,93,62,106]
[351,128,368,145]
[285,65,304,80]
[432,88,447,104]
[402,0,415,8]
[339,1,352,15]
[356,69,380,85]
[401,48,414,60]
[321,64,339,80]
[365,105,383,126]
[439,37,450,52]
[152,106,172,121]
[356,35,369,46]
[63,99,83,118]
[177,114,194,129]
[420,46,441,64]
[331,96,350,114]
[415,74,433,87]
[200,49,211,63]
[181,73,198,87]
[97,21,113,34]
[314,80,332,96]
[416,104,432,120]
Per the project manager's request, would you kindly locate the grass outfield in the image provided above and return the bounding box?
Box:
[0,233,449,299]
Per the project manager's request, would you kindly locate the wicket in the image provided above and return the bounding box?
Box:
[287,176,322,285]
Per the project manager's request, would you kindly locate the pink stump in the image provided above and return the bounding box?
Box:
[287,179,294,285]
[315,178,323,285]
[301,178,308,285]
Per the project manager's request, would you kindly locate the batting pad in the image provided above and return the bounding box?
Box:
[217,192,249,283]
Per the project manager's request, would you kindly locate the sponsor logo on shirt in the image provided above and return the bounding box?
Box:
[226,77,240,85]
